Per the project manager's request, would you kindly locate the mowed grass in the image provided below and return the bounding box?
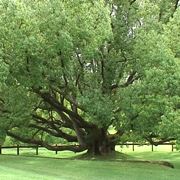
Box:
[0,146,180,180]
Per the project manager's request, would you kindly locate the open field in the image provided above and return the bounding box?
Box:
[0,146,180,180]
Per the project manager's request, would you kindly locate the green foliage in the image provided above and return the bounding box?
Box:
[78,90,114,127]
[0,0,179,146]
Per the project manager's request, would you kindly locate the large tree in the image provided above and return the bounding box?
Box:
[0,0,179,155]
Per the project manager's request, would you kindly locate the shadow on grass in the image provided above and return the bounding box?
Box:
[1,151,175,169]
[71,151,174,168]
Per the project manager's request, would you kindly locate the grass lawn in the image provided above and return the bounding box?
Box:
[0,147,180,180]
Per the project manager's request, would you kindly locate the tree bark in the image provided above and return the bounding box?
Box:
[86,128,116,156]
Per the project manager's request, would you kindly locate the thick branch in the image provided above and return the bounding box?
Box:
[111,71,139,90]
[7,131,86,152]
[120,71,138,87]
[35,90,95,129]
[29,124,78,142]
[145,136,175,146]
[109,130,124,141]
[33,111,86,146]
[33,113,73,129]
[172,0,179,17]
[130,0,136,5]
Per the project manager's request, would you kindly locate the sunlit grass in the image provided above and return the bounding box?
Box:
[1,144,176,158]
[0,153,180,180]
[0,145,180,179]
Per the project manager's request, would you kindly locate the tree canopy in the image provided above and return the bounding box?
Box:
[0,0,179,155]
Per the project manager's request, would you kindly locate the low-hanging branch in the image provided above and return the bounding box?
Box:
[7,131,86,152]
[145,136,175,146]
[32,111,86,146]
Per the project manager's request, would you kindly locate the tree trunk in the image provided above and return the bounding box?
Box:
[86,128,116,156]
